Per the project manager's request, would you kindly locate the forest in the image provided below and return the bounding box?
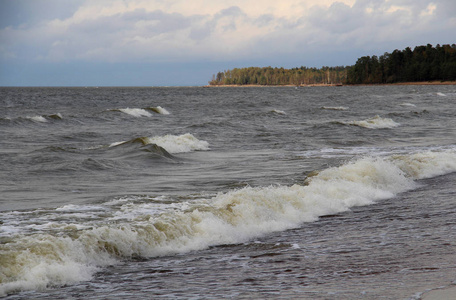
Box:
[208,44,456,86]
[346,44,456,84]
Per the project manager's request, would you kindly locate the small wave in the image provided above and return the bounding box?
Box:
[47,113,63,120]
[144,106,170,115]
[109,137,176,161]
[344,115,400,129]
[116,108,152,117]
[321,106,349,111]
[146,133,209,153]
[26,115,48,123]
[1,149,456,295]
[110,134,209,154]
[270,109,286,115]
[399,103,416,107]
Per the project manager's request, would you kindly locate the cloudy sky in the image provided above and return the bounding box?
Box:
[0,0,455,86]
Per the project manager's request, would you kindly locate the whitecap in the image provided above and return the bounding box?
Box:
[27,115,47,123]
[144,106,170,115]
[399,103,416,107]
[144,133,209,153]
[3,149,456,296]
[345,115,400,129]
[154,106,170,115]
[271,109,286,115]
[118,108,152,117]
[321,106,349,111]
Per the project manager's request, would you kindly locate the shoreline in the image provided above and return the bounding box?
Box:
[421,285,456,300]
[205,81,456,87]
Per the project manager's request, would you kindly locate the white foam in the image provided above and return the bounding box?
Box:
[391,150,456,179]
[56,204,106,212]
[108,133,209,153]
[399,102,416,107]
[271,109,286,115]
[345,115,400,129]
[2,149,456,296]
[322,106,349,110]
[118,108,152,117]
[154,106,170,115]
[145,133,209,153]
[27,115,47,123]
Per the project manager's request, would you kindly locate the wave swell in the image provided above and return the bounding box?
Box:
[112,106,170,117]
[1,149,456,295]
[342,115,400,129]
[110,133,209,154]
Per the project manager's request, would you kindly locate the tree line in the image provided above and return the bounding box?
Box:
[346,44,456,84]
[209,66,349,86]
[209,44,456,86]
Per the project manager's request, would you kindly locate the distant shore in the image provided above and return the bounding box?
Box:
[205,81,456,87]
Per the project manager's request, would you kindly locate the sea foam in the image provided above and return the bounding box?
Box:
[145,106,170,115]
[2,149,456,296]
[118,108,152,117]
[321,106,349,111]
[145,133,209,153]
[345,115,400,129]
[26,115,48,123]
[110,133,209,154]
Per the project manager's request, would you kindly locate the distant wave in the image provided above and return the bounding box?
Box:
[26,115,48,122]
[105,137,177,162]
[270,109,286,115]
[112,106,170,117]
[2,149,456,295]
[2,113,64,124]
[116,108,152,117]
[144,106,170,115]
[110,133,209,154]
[342,115,400,129]
[399,103,416,107]
[321,106,349,111]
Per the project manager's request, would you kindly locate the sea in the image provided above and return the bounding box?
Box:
[1,85,456,299]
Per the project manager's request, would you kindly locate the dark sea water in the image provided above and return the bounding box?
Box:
[1,85,456,299]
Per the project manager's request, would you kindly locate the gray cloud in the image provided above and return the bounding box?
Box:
[0,0,454,66]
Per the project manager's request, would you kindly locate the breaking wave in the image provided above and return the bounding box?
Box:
[1,149,456,296]
[270,109,286,115]
[116,108,152,117]
[112,106,170,117]
[144,106,170,115]
[321,106,349,111]
[110,133,209,154]
[343,115,400,129]
[399,103,416,107]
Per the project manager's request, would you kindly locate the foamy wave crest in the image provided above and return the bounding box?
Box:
[144,133,209,153]
[322,106,349,111]
[2,149,456,296]
[108,134,209,154]
[118,108,152,117]
[345,115,400,129]
[145,106,170,115]
[26,115,48,123]
[271,109,286,115]
[399,103,416,107]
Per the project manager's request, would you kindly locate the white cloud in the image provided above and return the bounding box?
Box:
[0,0,454,65]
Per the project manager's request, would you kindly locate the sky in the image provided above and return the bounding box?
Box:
[0,0,455,86]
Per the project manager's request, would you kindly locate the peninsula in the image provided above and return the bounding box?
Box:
[208,44,456,86]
